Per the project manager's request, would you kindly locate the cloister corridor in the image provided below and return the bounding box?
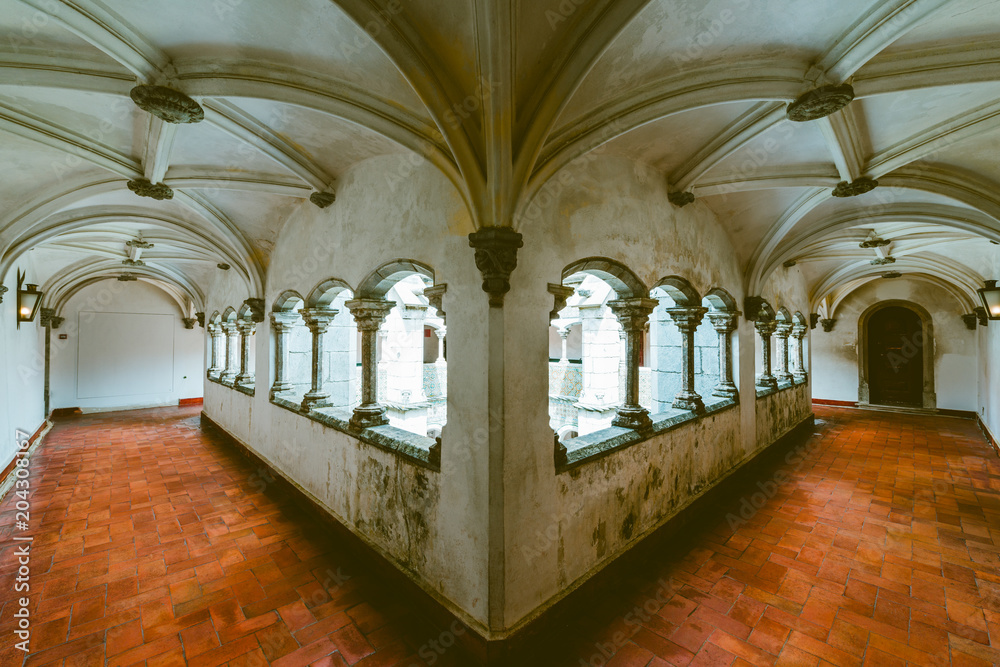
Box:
[0,405,996,667]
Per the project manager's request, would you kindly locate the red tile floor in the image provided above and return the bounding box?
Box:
[0,405,998,666]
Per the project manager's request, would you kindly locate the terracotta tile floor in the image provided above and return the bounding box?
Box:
[0,405,998,666]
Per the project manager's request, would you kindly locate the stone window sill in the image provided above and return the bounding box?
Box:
[557,397,739,472]
[755,377,807,399]
[269,393,438,471]
[207,375,255,396]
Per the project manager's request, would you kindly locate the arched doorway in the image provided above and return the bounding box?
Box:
[858,301,936,409]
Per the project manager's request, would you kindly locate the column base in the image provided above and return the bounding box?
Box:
[611,406,652,431]
[350,404,389,429]
[712,383,739,400]
[793,372,808,383]
[220,372,237,384]
[270,382,294,398]
[672,392,705,413]
[776,373,794,383]
[756,375,778,389]
[301,392,331,411]
[236,374,254,386]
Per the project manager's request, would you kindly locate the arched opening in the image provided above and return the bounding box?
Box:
[858,301,936,410]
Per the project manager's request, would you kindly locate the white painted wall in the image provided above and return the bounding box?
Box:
[50,281,203,412]
[812,278,978,411]
[977,251,1000,443]
[0,257,47,474]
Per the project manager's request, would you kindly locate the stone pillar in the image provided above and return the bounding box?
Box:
[557,327,569,365]
[755,319,778,389]
[299,308,338,411]
[608,298,657,430]
[774,322,793,383]
[792,323,808,382]
[435,328,447,365]
[666,307,708,413]
[270,313,297,396]
[346,298,395,429]
[208,325,224,375]
[235,321,255,385]
[220,323,239,383]
[708,311,739,399]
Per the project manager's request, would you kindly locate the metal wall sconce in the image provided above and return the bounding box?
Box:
[978,280,1000,320]
[16,269,43,329]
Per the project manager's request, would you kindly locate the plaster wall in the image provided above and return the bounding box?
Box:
[49,281,203,412]
[811,279,977,411]
[0,257,47,473]
[978,252,1000,444]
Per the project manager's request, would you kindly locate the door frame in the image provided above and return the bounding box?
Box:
[858,300,936,409]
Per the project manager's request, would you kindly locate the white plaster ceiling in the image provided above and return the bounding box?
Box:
[1,0,998,318]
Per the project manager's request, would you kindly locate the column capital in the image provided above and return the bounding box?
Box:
[708,310,740,333]
[433,327,447,340]
[182,317,196,329]
[468,226,523,307]
[774,322,793,338]
[547,283,575,321]
[791,323,808,339]
[39,308,56,327]
[754,319,777,336]
[608,297,658,332]
[423,283,447,323]
[270,311,299,332]
[345,298,394,331]
[666,306,708,332]
[300,307,339,332]
[221,321,240,334]
[235,320,256,335]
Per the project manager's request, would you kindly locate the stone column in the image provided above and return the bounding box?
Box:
[435,328,447,365]
[299,308,338,411]
[220,323,239,383]
[708,311,739,399]
[270,312,298,397]
[666,307,708,413]
[774,322,793,383]
[235,321,255,385]
[346,298,395,429]
[755,319,778,389]
[608,298,658,430]
[208,325,224,375]
[792,323,808,382]
[557,327,569,365]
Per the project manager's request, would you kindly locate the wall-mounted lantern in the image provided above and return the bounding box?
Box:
[978,280,1000,320]
[16,269,43,329]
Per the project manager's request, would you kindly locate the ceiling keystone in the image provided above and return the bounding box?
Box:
[832,177,878,198]
[310,192,336,208]
[786,84,855,122]
[127,178,174,200]
[130,85,204,124]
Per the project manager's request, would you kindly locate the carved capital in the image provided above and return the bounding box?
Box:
[50,316,64,329]
[0,284,6,303]
[962,314,978,331]
[820,318,837,332]
[39,308,55,327]
[547,283,575,321]
[666,306,708,333]
[236,320,256,335]
[608,297,658,333]
[754,319,777,337]
[182,318,196,330]
[221,322,240,335]
[345,299,394,332]
[708,310,740,333]
[744,296,766,320]
[774,322,793,338]
[196,312,205,328]
[791,324,808,339]
[809,313,821,329]
[423,284,447,323]
[299,308,339,333]
[468,227,523,307]
[243,298,265,323]
[270,311,299,333]
[975,307,988,326]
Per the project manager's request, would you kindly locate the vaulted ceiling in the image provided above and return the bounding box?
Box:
[1,0,998,318]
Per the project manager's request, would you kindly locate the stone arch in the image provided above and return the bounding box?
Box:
[858,300,936,410]
[651,276,701,307]
[793,311,807,326]
[209,311,221,326]
[356,260,434,299]
[562,257,647,298]
[755,300,776,322]
[221,307,237,323]
[237,302,254,322]
[704,287,739,312]
[305,278,354,308]
[273,290,305,312]
[775,307,792,323]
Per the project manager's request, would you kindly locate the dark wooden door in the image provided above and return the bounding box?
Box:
[868,306,923,407]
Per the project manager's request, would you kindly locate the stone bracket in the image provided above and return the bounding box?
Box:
[468,227,523,307]
[243,298,265,323]
[424,284,447,323]
[547,283,574,321]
